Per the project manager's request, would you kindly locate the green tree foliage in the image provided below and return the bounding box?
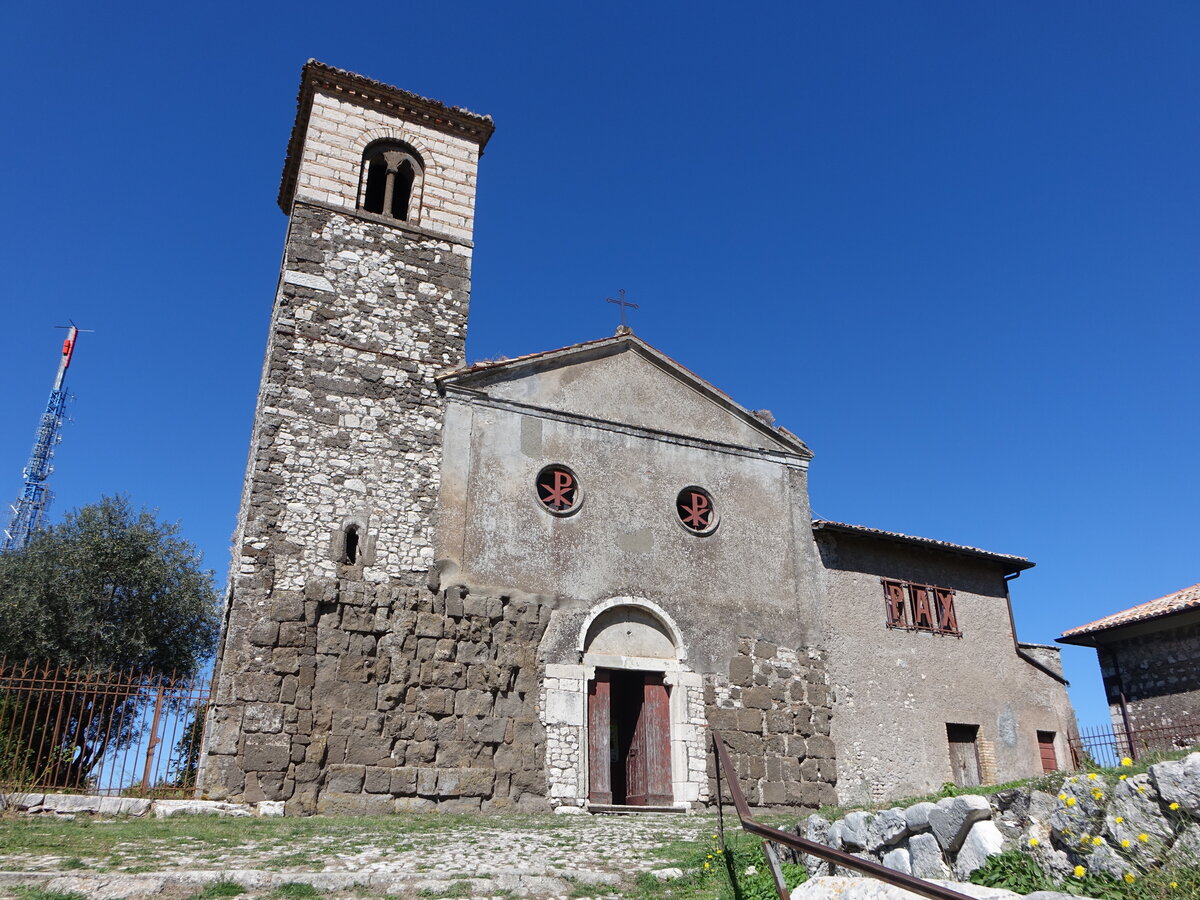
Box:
[0,495,220,674]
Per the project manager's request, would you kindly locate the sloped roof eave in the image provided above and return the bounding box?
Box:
[437,333,812,458]
[1058,581,1200,643]
[811,520,1035,572]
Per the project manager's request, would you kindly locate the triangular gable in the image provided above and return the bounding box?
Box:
[438,334,811,457]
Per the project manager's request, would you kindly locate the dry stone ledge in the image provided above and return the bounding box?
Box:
[789,751,1200,884]
[789,875,1097,900]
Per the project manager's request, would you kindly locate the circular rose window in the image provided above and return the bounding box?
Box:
[676,486,717,534]
[536,464,582,516]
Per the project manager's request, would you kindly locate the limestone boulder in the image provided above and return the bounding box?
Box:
[904,801,936,831]
[952,820,1005,879]
[841,811,871,850]
[801,813,833,877]
[1105,774,1172,846]
[864,808,909,852]
[1149,752,1200,818]
[929,795,992,853]
[879,847,910,875]
[908,832,951,880]
[791,875,1019,900]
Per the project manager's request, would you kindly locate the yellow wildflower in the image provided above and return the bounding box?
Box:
[1137,784,1145,793]
[1065,797,1077,807]
[1088,773,1098,780]
[1170,802,1181,811]
[1028,838,1039,847]
[1138,833,1149,842]
[1124,873,1136,884]
[1115,816,1124,823]
[1119,774,1127,781]
[1121,839,1131,848]
[1058,792,1068,800]
[1091,836,1103,846]
[1121,757,1133,766]
[1092,790,1104,800]
[704,862,710,870]
[1073,866,1085,878]
[1170,882,1179,890]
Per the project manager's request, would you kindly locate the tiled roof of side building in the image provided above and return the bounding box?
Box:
[1059,582,1200,641]
[811,520,1034,571]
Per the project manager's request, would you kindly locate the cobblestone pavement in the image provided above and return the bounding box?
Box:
[0,811,719,899]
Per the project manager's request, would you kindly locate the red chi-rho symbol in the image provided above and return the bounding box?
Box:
[537,466,578,512]
[677,488,714,532]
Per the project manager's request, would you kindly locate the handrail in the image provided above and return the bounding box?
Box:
[710,729,980,900]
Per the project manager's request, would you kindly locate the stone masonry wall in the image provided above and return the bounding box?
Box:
[203,198,477,801]
[204,575,551,814]
[705,637,837,809]
[292,90,481,244]
[1099,622,1200,732]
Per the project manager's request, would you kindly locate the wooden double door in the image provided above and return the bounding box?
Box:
[587,669,672,806]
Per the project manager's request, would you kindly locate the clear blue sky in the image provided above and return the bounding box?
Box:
[1,1,1196,732]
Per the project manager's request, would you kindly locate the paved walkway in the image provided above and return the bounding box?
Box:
[0,810,717,899]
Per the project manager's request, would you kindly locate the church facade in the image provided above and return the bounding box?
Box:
[200,62,1077,814]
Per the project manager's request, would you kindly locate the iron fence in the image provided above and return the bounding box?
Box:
[0,658,211,797]
[1070,719,1200,768]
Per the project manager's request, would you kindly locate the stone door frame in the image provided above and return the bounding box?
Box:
[541,597,708,808]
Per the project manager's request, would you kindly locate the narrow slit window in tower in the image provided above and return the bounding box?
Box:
[344,524,360,565]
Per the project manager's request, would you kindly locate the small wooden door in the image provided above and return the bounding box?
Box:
[1037,730,1058,774]
[947,723,982,786]
[587,671,612,803]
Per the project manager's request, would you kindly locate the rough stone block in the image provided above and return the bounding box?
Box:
[953,820,1005,878]
[742,686,772,709]
[728,656,754,686]
[904,801,936,831]
[908,832,950,880]
[326,764,365,793]
[243,733,291,772]
[929,794,992,853]
[316,791,394,815]
[1150,752,1200,818]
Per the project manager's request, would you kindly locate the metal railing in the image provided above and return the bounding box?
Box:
[711,729,978,900]
[0,658,211,797]
[1070,719,1200,768]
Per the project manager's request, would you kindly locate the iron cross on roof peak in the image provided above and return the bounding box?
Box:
[605,289,639,335]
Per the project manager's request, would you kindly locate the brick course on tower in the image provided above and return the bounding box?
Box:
[202,62,1078,814]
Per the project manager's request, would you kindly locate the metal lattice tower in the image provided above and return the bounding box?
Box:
[2,327,83,552]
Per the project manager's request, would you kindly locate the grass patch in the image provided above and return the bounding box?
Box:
[271,884,323,899]
[188,880,247,898]
[12,889,89,900]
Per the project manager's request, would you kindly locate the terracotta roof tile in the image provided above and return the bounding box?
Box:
[1060,582,1200,639]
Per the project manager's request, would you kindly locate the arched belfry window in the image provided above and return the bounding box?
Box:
[360,141,422,221]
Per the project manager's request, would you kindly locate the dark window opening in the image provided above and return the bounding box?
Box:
[344,525,360,564]
[360,144,420,221]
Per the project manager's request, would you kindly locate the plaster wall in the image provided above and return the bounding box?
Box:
[469,346,796,451]
[816,535,1076,805]
[436,387,823,673]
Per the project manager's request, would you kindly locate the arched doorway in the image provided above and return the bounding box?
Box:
[582,605,677,806]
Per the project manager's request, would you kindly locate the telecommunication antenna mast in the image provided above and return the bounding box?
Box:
[2,326,87,552]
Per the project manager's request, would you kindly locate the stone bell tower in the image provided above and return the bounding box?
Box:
[202,62,494,806]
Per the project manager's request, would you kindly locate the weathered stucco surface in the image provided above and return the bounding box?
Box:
[816,532,1076,805]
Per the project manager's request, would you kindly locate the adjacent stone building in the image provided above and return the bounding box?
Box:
[1059,582,1200,742]
[200,61,1077,814]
